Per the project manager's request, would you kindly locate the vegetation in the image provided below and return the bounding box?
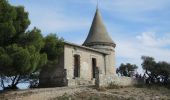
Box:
[141,56,170,85]
[116,63,138,77]
[0,0,63,90]
[116,56,170,89]
[41,34,64,64]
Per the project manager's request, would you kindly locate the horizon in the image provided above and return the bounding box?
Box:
[9,0,170,73]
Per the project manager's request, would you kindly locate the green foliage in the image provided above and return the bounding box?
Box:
[41,34,64,61]
[38,53,47,69]
[0,0,16,46]
[0,0,30,47]
[116,63,138,77]
[21,27,44,51]
[0,44,47,76]
[156,61,170,76]
[0,0,48,89]
[0,53,12,74]
[141,56,156,73]
[0,0,64,90]
[7,44,31,75]
[141,56,170,85]
[14,6,30,34]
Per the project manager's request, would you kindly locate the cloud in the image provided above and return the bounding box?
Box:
[26,6,91,34]
[136,32,170,47]
[116,32,170,61]
[115,32,170,73]
[136,32,159,47]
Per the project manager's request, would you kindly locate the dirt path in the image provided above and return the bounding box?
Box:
[0,86,95,100]
[0,86,170,100]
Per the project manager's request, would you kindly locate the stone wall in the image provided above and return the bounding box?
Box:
[64,44,106,81]
[95,68,142,87]
[89,44,116,75]
[39,68,68,87]
[39,53,68,87]
[68,78,95,86]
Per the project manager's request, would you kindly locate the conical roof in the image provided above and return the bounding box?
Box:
[83,9,116,47]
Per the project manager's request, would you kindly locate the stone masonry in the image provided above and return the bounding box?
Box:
[39,8,139,88]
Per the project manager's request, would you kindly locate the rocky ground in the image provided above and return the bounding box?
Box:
[0,85,170,100]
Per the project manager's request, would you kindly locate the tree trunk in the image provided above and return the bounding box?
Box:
[10,75,21,89]
[14,75,21,86]
[0,76,5,89]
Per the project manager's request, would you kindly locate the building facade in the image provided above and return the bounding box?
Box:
[39,8,116,87]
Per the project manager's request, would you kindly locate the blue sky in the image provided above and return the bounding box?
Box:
[9,0,170,73]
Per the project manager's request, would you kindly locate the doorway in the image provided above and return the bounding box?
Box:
[74,55,80,78]
[92,58,97,78]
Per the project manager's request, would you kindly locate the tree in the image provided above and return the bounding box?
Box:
[0,0,30,47]
[0,0,47,89]
[0,39,47,89]
[41,34,64,62]
[116,63,138,77]
[141,56,156,84]
[0,0,64,90]
[156,61,170,85]
[141,56,170,85]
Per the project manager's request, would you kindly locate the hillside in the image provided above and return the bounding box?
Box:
[0,86,170,100]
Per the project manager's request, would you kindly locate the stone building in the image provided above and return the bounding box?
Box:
[39,8,116,87]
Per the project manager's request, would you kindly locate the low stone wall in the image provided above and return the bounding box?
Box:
[95,69,142,87]
[96,74,139,87]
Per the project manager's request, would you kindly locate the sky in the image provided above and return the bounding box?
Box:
[9,0,170,73]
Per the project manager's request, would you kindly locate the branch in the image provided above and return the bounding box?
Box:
[0,76,5,89]
[14,75,21,86]
[11,76,17,86]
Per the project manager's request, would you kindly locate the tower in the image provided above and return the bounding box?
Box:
[83,8,116,75]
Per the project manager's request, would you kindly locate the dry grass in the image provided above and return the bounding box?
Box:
[0,85,170,100]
